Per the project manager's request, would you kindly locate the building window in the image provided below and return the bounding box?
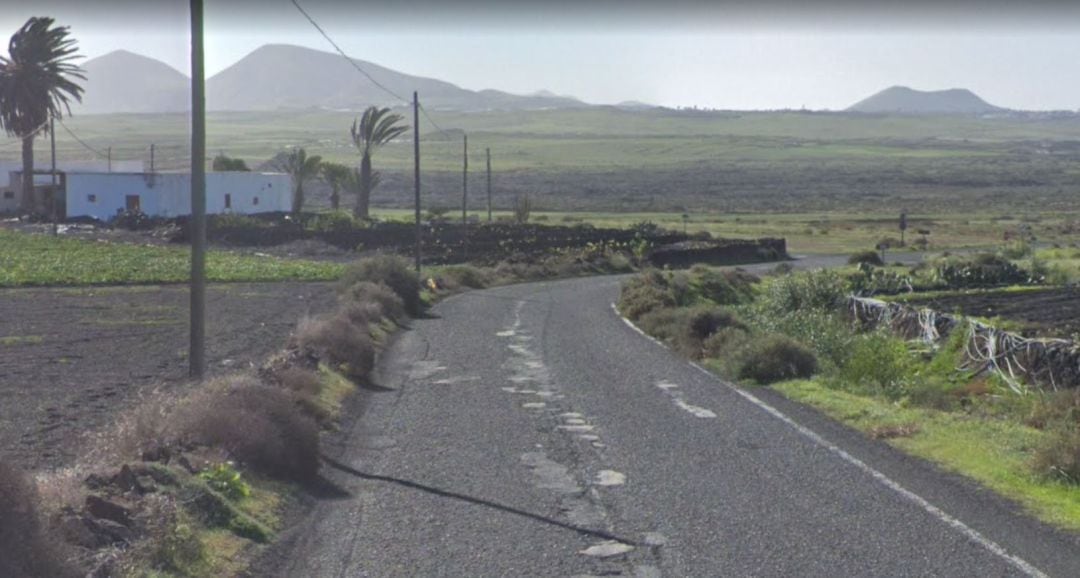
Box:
[252,196,259,206]
[224,193,232,209]
[87,194,96,203]
[2,191,13,199]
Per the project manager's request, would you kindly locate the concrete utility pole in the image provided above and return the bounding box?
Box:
[50,117,57,235]
[486,147,491,222]
[150,143,155,173]
[413,91,421,274]
[462,134,468,225]
[189,0,207,378]
[107,147,112,172]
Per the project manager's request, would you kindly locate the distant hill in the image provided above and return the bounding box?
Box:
[847,86,1004,114]
[206,44,585,112]
[76,50,189,114]
[71,45,587,115]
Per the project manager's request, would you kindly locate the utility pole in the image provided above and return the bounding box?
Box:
[413,91,421,274]
[107,147,112,172]
[50,117,57,235]
[462,134,468,261]
[486,147,491,222]
[150,143,155,173]
[189,0,207,379]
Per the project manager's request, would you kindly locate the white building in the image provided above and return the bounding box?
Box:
[0,160,143,213]
[64,171,291,220]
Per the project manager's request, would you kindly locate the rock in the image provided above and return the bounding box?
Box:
[134,475,157,494]
[84,473,110,490]
[113,465,137,492]
[83,516,134,545]
[57,513,103,549]
[85,495,133,527]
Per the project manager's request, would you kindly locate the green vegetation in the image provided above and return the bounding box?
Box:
[619,265,1080,530]
[0,229,343,286]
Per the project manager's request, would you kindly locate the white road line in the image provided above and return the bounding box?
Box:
[611,302,1047,578]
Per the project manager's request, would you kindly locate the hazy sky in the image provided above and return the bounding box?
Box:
[2,0,1080,110]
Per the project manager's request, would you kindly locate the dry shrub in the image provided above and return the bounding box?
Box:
[296,315,375,379]
[868,423,921,439]
[343,281,405,322]
[736,334,818,384]
[436,265,493,290]
[618,272,675,321]
[275,367,331,424]
[687,307,746,341]
[340,255,421,316]
[1032,426,1080,484]
[0,460,78,578]
[702,327,749,360]
[1025,389,1080,430]
[177,378,320,482]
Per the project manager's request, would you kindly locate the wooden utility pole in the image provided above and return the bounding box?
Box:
[486,147,491,222]
[413,91,421,274]
[189,0,207,378]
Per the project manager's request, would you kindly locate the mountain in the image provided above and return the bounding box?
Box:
[76,50,189,114]
[206,44,585,112]
[847,86,1004,114]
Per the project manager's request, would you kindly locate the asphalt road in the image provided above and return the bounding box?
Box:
[263,258,1080,577]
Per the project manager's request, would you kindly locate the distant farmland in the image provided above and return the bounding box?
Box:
[6,107,1080,214]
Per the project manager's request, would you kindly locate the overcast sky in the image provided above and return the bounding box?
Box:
[2,0,1079,111]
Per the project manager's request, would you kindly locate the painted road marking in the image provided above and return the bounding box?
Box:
[612,303,1047,578]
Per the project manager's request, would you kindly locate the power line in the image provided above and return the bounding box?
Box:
[0,119,52,150]
[56,118,109,159]
[289,0,409,105]
[288,0,454,140]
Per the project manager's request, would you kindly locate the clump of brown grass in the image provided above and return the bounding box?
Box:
[342,281,406,322]
[0,460,79,578]
[295,315,376,380]
[174,377,320,482]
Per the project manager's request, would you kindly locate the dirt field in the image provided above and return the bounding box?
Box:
[908,287,1080,338]
[0,282,337,471]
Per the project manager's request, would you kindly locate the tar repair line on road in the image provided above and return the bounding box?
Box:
[610,302,1048,578]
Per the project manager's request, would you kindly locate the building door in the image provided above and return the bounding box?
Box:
[125,195,141,212]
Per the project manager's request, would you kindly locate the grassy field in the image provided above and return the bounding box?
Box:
[773,380,1080,531]
[4,108,1080,218]
[0,229,343,286]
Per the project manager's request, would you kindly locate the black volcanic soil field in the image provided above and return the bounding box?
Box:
[0,282,336,471]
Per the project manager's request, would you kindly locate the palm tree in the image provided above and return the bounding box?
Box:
[273,147,322,215]
[0,17,85,213]
[319,161,352,211]
[350,106,407,219]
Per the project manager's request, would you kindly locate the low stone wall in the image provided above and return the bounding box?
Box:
[647,238,787,269]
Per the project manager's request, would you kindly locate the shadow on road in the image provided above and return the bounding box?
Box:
[320,454,641,547]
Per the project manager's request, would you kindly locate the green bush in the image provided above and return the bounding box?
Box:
[687,265,758,305]
[618,271,675,320]
[749,307,855,370]
[835,332,912,400]
[848,250,884,266]
[931,253,1037,289]
[308,210,359,233]
[758,269,848,315]
[687,307,746,341]
[701,326,749,360]
[341,255,422,316]
[735,334,818,384]
[199,463,251,501]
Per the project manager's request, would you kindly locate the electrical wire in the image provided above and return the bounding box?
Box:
[288,0,455,141]
[56,118,109,159]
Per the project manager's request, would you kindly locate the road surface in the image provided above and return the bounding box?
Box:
[261,259,1080,577]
